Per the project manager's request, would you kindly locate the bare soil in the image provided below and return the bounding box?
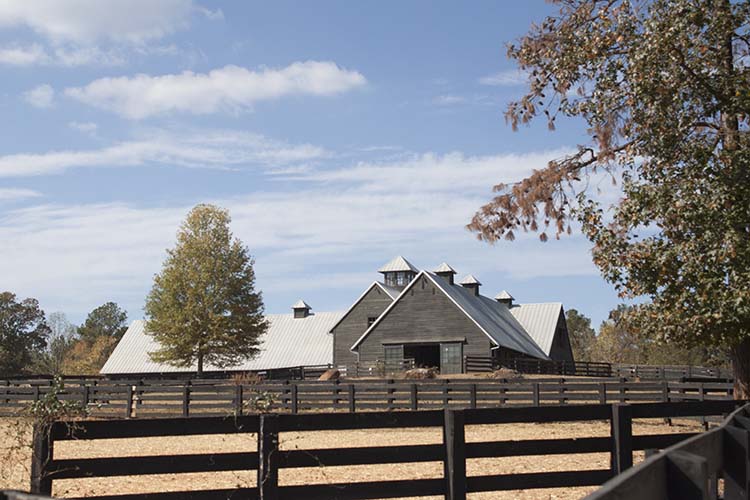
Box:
[0,417,703,499]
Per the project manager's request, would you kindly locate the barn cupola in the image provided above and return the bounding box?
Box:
[378,256,418,289]
[291,300,312,318]
[433,262,457,285]
[459,274,482,296]
[494,290,514,306]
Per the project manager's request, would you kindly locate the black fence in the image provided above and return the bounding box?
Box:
[464,356,732,380]
[0,378,734,419]
[586,402,750,500]
[29,400,743,499]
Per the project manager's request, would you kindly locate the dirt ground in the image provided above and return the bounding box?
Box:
[0,417,703,500]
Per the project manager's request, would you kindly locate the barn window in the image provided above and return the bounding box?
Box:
[367,316,377,327]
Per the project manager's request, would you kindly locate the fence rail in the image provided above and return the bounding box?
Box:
[29,400,744,499]
[463,356,732,380]
[0,378,734,419]
[586,402,750,500]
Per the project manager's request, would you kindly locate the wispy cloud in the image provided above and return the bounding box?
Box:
[0,188,42,202]
[433,94,467,106]
[479,69,528,86]
[23,84,55,108]
[0,147,597,319]
[0,129,329,177]
[65,61,367,119]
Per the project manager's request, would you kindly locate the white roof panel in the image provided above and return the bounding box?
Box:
[509,303,563,356]
[101,312,344,374]
[378,256,418,273]
[433,262,456,274]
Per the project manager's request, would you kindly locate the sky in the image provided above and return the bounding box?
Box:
[0,1,623,329]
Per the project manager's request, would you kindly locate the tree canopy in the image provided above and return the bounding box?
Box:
[145,204,268,375]
[0,292,50,375]
[468,0,750,397]
[565,308,597,362]
[77,302,128,342]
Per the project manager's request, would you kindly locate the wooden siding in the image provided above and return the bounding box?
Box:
[548,310,575,363]
[332,285,393,370]
[356,275,494,366]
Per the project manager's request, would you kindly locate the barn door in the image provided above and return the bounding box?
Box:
[440,343,463,374]
[383,344,404,372]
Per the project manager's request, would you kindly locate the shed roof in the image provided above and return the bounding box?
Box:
[378,256,419,273]
[509,302,564,356]
[100,312,344,375]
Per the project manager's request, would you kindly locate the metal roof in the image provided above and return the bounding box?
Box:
[433,262,456,274]
[458,274,482,285]
[100,312,344,374]
[378,282,402,299]
[378,256,419,273]
[494,290,514,301]
[291,299,311,309]
[351,271,549,360]
[509,302,563,356]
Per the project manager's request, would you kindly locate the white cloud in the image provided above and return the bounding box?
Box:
[0,148,598,319]
[0,0,218,44]
[68,121,98,135]
[0,188,41,202]
[0,43,47,65]
[0,129,328,177]
[479,69,528,86]
[65,61,367,119]
[0,43,126,66]
[433,95,466,106]
[23,84,54,108]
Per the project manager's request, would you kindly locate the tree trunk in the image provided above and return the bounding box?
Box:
[731,337,750,400]
[197,353,204,378]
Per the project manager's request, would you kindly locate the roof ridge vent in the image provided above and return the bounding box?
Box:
[292,299,312,318]
[458,274,481,296]
[434,262,457,284]
[494,290,514,306]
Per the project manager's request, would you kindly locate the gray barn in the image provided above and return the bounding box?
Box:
[331,256,573,374]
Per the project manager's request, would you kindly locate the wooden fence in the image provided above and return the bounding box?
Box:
[0,492,51,500]
[0,378,735,419]
[586,402,750,500]
[464,356,732,380]
[29,400,744,499]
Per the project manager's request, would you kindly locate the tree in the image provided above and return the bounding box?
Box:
[34,312,77,375]
[77,302,128,342]
[62,335,119,375]
[565,309,597,362]
[467,0,750,398]
[0,292,50,375]
[591,305,643,364]
[145,204,268,376]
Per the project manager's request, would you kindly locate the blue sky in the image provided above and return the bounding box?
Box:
[0,1,621,329]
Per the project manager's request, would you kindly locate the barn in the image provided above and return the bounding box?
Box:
[101,256,572,376]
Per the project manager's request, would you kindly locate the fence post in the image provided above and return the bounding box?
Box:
[610,403,633,474]
[81,385,90,407]
[469,384,477,410]
[723,425,749,500]
[126,385,134,418]
[29,423,52,495]
[532,382,540,407]
[443,409,467,500]
[410,383,418,411]
[348,384,355,413]
[290,383,298,414]
[665,450,709,500]
[235,384,243,416]
[258,414,280,500]
[182,383,190,418]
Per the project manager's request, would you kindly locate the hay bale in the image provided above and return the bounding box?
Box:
[318,369,340,381]
[489,368,523,380]
[404,367,438,379]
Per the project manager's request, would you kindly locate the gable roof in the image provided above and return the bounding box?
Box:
[494,290,514,301]
[350,271,549,359]
[509,302,564,356]
[433,262,456,274]
[291,299,311,309]
[458,274,482,285]
[378,256,419,273]
[327,281,399,333]
[101,312,344,374]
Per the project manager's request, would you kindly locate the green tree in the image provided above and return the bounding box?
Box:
[34,312,77,375]
[591,306,642,364]
[145,204,268,376]
[77,302,128,343]
[468,0,750,398]
[565,308,597,362]
[0,292,50,375]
